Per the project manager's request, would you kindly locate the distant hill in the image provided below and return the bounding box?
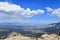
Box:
[42,22,60,34]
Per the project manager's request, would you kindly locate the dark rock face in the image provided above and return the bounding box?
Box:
[58,32,60,36]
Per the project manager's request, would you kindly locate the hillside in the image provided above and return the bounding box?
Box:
[5,32,60,40]
[42,22,60,34]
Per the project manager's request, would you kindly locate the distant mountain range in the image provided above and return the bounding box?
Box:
[42,22,60,34]
[0,22,60,39]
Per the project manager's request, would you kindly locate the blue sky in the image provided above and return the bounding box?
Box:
[0,0,60,25]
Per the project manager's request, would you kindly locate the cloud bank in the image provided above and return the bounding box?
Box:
[52,8,60,17]
[0,2,44,18]
[0,2,60,18]
[46,7,60,17]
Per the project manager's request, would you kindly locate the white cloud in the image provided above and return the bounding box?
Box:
[52,8,60,17]
[46,7,60,17]
[46,7,53,12]
[0,2,44,18]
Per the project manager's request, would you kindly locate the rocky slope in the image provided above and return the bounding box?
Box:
[5,32,36,40]
[4,32,60,40]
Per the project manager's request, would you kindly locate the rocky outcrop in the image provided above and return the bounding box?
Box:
[4,32,60,40]
[5,32,36,40]
[39,34,60,40]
